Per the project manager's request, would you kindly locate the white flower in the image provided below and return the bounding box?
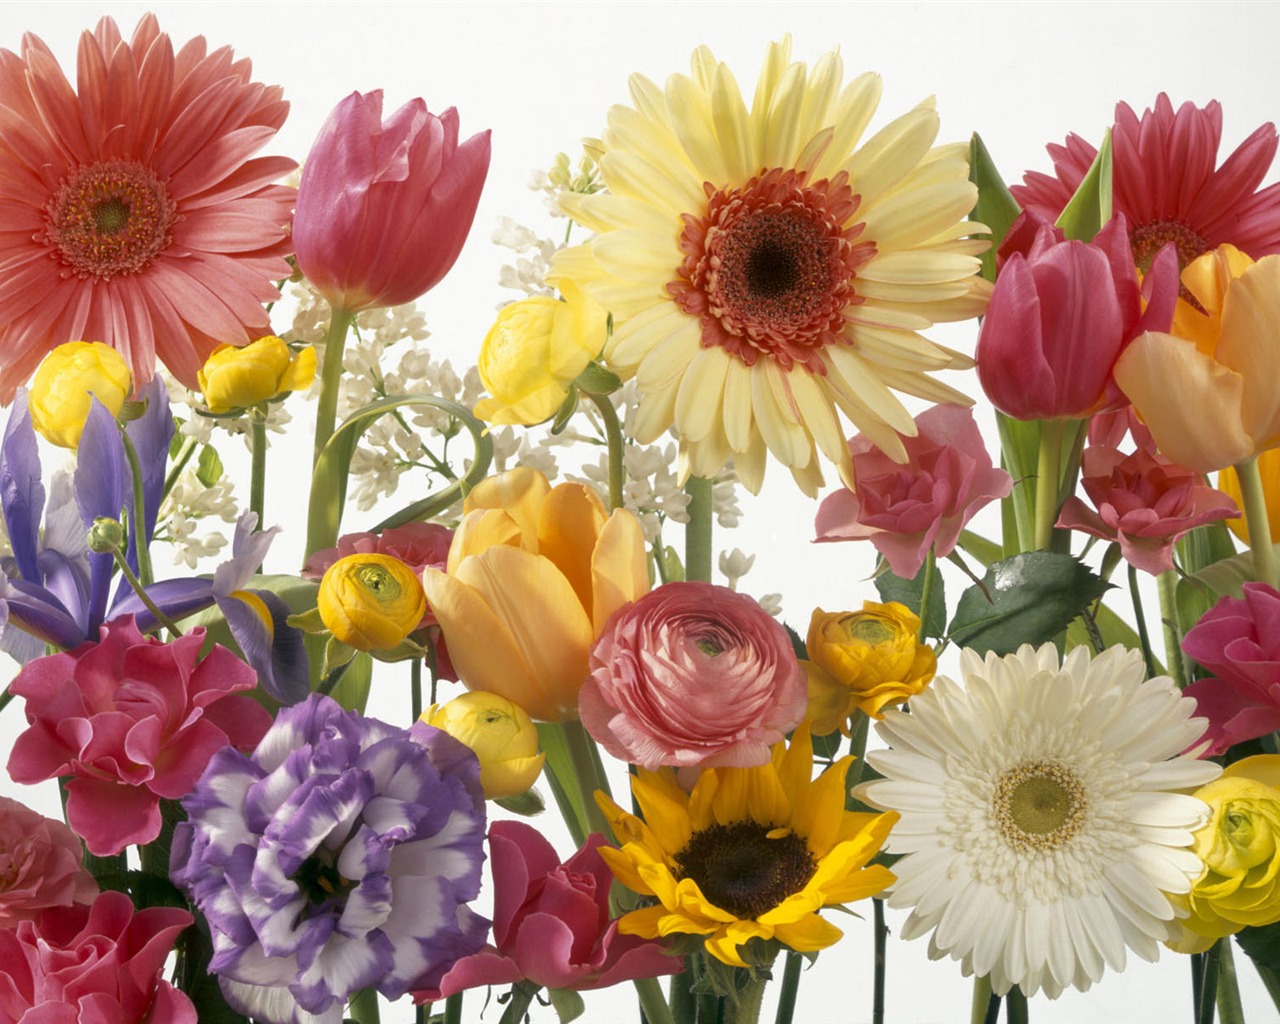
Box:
[861,643,1221,999]
[718,548,755,590]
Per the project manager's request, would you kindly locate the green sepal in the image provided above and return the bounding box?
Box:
[549,383,580,435]
[1055,129,1113,241]
[322,635,358,676]
[968,132,1022,282]
[368,635,430,664]
[547,987,585,1023]
[286,606,327,634]
[495,788,546,816]
[117,398,149,423]
[657,543,685,583]
[574,361,623,396]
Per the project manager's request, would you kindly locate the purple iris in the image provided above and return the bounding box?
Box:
[171,694,488,1024]
[0,383,308,703]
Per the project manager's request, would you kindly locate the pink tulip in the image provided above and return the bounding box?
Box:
[976,212,1178,420]
[293,91,490,311]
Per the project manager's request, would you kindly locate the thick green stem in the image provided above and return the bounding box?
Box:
[110,547,181,635]
[1255,961,1280,1013]
[634,977,674,1024]
[587,391,626,512]
[970,976,995,1024]
[845,711,871,789]
[411,658,423,722]
[1157,569,1190,688]
[443,992,461,1024]
[1128,564,1161,680]
[1216,937,1244,1024]
[348,987,380,1024]
[684,475,714,583]
[1006,986,1028,1024]
[563,718,614,840]
[724,973,767,1024]
[670,969,698,1024]
[872,898,888,1024]
[312,308,356,466]
[1234,455,1278,587]
[249,406,267,534]
[119,430,154,586]
[1198,943,1221,1024]
[774,952,802,1024]
[1033,419,1064,551]
[917,547,936,642]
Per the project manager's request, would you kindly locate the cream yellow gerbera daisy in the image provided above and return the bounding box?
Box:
[595,726,896,967]
[554,39,989,495]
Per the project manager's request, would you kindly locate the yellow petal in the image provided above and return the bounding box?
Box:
[770,912,845,953]
[536,483,609,615]
[446,509,523,573]
[1218,256,1280,450]
[591,508,650,634]
[464,467,551,545]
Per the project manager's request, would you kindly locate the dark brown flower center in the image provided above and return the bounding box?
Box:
[675,821,816,920]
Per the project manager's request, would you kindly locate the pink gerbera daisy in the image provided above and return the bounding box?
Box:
[0,15,296,400]
[1012,94,1280,276]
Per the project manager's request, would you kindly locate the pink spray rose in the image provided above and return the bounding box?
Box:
[0,890,194,1024]
[579,581,806,770]
[0,798,96,930]
[1056,445,1239,574]
[1183,583,1280,755]
[419,821,678,999]
[814,404,1013,578]
[6,617,272,856]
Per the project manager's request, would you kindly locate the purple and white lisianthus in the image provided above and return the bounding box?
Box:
[170,694,489,1024]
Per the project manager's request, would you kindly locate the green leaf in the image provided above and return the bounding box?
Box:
[968,133,1022,282]
[495,788,546,816]
[1236,922,1280,973]
[996,412,1040,556]
[956,529,1004,568]
[947,552,1109,655]
[1178,520,1240,575]
[1183,543,1280,605]
[536,722,587,845]
[875,559,946,639]
[657,543,685,584]
[575,361,623,396]
[195,443,224,488]
[548,987,585,1023]
[1056,129,1113,241]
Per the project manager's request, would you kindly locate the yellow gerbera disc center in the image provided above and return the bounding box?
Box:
[675,821,816,919]
[993,759,1087,852]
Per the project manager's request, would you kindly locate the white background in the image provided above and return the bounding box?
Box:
[2,2,1279,1021]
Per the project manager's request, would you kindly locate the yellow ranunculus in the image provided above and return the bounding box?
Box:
[804,602,936,732]
[197,335,316,414]
[421,467,649,722]
[1169,754,1280,953]
[472,281,607,426]
[29,341,132,449]
[423,692,546,799]
[317,553,426,651]
[1219,446,1280,546]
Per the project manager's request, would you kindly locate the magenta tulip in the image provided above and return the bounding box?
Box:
[293,90,490,311]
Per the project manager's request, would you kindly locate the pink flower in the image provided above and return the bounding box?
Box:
[0,890,194,1023]
[294,91,490,312]
[1056,446,1239,574]
[976,212,1178,420]
[6,617,272,856]
[814,404,1012,578]
[0,15,296,399]
[579,581,806,770]
[1183,583,1280,755]
[420,821,678,999]
[0,798,96,930]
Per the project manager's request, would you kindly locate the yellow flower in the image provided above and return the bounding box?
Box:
[197,335,316,414]
[473,281,608,426]
[1218,446,1280,546]
[420,468,649,722]
[804,602,936,731]
[1169,755,1280,953]
[552,39,988,496]
[317,553,426,651]
[423,692,546,799]
[29,341,132,449]
[1115,246,1280,473]
[596,726,896,967]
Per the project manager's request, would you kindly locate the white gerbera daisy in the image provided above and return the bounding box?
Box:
[860,643,1221,998]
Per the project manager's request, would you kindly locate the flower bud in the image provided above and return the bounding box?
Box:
[29,342,132,449]
[423,692,545,799]
[197,335,316,413]
[87,517,126,554]
[317,553,426,651]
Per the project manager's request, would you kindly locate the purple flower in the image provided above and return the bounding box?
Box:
[170,694,489,1024]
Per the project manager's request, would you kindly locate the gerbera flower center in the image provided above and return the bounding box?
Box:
[668,168,876,374]
[1130,219,1210,276]
[675,821,816,919]
[43,161,177,280]
[993,759,1088,852]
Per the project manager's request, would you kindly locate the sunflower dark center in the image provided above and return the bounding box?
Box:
[675,821,816,920]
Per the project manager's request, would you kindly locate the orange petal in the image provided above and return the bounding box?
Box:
[591,507,651,633]
[447,508,523,572]
[1218,256,1280,451]
[536,482,608,615]
[463,467,551,548]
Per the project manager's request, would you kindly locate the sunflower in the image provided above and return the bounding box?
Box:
[553,39,989,496]
[595,726,896,968]
[860,643,1221,999]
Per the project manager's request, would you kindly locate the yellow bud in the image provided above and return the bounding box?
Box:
[197,335,317,414]
[316,553,426,651]
[423,691,546,799]
[29,341,132,449]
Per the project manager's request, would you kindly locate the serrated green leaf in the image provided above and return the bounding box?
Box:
[968,133,1021,283]
[548,987,585,1023]
[875,559,946,639]
[1056,130,1113,241]
[195,444,224,488]
[947,552,1109,655]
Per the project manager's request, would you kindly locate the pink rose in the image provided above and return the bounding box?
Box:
[7,617,272,856]
[0,798,96,930]
[0,890,194,1023]
[579,581,806,769]
[420,821,678,999]
[814,404,1013,578]
[1183,583,1280,755]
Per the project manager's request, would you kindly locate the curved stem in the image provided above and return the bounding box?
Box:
[684,475,714,583]
[249,406,267,537]
[634,977,674,1024]
[1234,455,1278,587]
[119,429,154,586]
[1128,564,1161,680]
[498,981,538,1024]
[110,547,180,636]
[917,548,936,642]
[587,391,626,511]
[312,308,355,466]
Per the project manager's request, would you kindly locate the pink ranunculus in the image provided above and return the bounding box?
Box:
[0,890,195,1023]
[1055,445,1240,575]
[0,798,97,930]
[6,617,272,856]
[293,90,491,312]
[814,404,1013,579]
[1183,583,1280,755]
[975,212,1178,421]
[579,581,806,770]
[418,821,678,1000]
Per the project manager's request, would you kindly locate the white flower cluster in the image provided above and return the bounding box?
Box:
[156,465,238,569]
[492,215,557,303]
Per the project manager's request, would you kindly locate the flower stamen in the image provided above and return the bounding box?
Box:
[675,821,816,919]
[993,759,1088,852]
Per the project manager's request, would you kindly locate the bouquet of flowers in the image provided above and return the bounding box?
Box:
[2,12,1280,1024]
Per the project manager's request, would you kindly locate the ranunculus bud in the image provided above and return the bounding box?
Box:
[317,553,427,651]
[28,341,132,449]
[197,335,316,413]
[87,516,126,554]
[423,692,546,799]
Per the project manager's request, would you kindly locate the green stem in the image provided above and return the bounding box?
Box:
[1198,943,1221,1024]
[162,435,198,503]
[845,711,871,789]
[1005,986,1028,1024]
[1033,419,1064,551]
[587,391,626,511]
[1234,455,1278,587]
[970,976,994,1024]
[249,405,267,534]
[1255,961,1280,1014]
[312,308,356,466]
[443,992,461,1024]
[634,977,674,1024]
[724,973,767,1024]
[774,952,802,1024]
[1128,564,1161,680]
[563,718,614,840]
[684,475,714,584]
[411,658,423,722]
[348,988,380,1024]
[1216,937,1244,1024]
[498,981,539,1024]
[119,429,154,586]
[0,685,14,718]
[670,969,698,1024]
[110,547,181,635]
[917,547,936,642]
[1157,569,1190,688]
[872,898,887,1024]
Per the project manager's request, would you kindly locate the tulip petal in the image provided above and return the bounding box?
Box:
[590,509,651,635]
[464,467,550,548]
[537,483,608,616]
[447,508,522,572]
[1217,256,1280,450]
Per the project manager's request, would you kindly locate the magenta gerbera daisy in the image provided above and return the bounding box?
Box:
[1012,94,1280,275]
[0,15,296,400]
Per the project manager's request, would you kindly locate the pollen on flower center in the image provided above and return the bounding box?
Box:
[993,759,1088,852]
[1130,218,1210,276]
[43,161,177,280]
[675,820,816,919]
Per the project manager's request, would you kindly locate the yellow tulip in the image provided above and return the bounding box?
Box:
[317,553,426,651]
[1219,446,1280,546]
[197,335,316,414]
[423,691,546,799]
[421,467,649,721]
[29,341,132,449]
[1114,247,1280,473]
